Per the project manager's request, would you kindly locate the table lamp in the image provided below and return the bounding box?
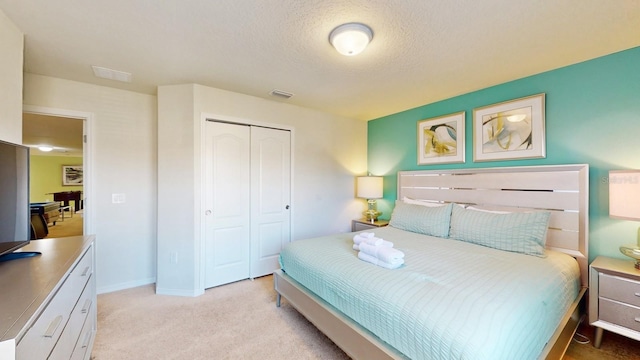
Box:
[609,170,640,269]
[357,176,383,222]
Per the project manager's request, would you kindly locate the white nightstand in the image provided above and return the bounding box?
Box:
[589,256,640,348]
[351,219,389,232]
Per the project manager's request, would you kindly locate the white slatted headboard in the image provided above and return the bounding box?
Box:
[397,164,589,288]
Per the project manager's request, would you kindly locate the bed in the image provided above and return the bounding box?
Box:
[274,164,589,360]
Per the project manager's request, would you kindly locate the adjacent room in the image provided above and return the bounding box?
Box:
[0,1,639,359]
[22,113,84,240]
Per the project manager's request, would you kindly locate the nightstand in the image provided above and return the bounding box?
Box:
[351,219,389,232]
[589,256,640,348]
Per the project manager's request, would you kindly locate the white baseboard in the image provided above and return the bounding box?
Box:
[97,277,156,295]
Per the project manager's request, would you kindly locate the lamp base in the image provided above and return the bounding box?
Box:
[362,210,381,222]
[363,199,381,222]
[619,245,640,270]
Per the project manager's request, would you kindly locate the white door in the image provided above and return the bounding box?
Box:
[204,121,291,288]
[204,122,251,288]
[250,127,291,278]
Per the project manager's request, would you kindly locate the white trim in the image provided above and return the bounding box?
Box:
[197,112,295,292]
[98,277,156,295]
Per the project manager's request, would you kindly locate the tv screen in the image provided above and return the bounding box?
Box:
[0,139,30,257]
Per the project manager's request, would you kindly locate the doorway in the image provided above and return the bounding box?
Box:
[22,105,94,237]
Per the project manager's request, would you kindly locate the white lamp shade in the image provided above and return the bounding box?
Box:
[609,170,640,220]
[357,176,383,199]
[329,23,373,56]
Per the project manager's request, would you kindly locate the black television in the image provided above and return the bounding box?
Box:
[0,139,32,261]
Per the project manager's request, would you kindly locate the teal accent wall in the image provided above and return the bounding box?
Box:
[368,47,640,262]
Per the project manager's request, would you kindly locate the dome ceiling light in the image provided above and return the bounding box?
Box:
[329,23,373,56]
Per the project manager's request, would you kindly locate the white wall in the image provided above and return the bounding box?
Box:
[157,84,367,296]
[23,74,157,294]
[0,9,23,144]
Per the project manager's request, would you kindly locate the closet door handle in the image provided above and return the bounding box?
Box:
[285,205,290,210]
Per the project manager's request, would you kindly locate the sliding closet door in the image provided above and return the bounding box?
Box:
[250,127,291,278]
[204,122,251,288]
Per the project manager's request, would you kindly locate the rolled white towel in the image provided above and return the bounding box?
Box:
[354,235,379,244]
[378,239,394,248]
[359,242,405,264]
[359,232,375,238]
[358,252,404,269]
[352,237,393,251]
[354,235,393,246]
[353,234,372,244]
[363,237,383,246]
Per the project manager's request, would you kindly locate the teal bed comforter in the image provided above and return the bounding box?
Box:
[279,226,580,360]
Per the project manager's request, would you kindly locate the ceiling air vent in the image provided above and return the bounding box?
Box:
[269,89,294,99]
[91,65,132,83]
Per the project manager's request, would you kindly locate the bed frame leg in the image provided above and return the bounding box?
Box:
[276,293,281,307]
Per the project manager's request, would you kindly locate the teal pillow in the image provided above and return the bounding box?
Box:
[449,205,550,257]
[389,202,453,238]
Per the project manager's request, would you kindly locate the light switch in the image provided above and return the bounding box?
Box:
[112,193,126,203]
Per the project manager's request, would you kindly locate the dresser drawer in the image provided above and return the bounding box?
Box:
[70,303,96,360]
[16,246,93,359]
[48,276,95,360]
[599,297,640,332]
[599,272,640,307]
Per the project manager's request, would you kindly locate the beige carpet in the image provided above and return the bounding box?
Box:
[92,275,639,360]
[92,275,348,360]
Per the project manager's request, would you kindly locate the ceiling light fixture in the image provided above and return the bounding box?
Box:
[38,145,53,152]
[329,23,373,56]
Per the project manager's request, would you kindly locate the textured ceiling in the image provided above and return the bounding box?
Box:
[3,0,640,122]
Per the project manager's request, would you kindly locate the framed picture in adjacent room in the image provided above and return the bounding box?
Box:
[417,111,465,165]
[62,165,83,186]
[473,93,546,162]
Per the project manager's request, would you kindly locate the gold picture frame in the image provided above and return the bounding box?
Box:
[417,111,465,165]
[473,93,545,162]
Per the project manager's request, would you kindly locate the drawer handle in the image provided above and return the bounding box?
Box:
[80,330,92,349]
[44,315,63,338]
[81,298,92,314]
[636,317,640,323]
[81,266,90,277]
[635,292,640,297]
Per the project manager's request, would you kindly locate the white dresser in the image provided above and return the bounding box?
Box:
[0,236,96,360]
